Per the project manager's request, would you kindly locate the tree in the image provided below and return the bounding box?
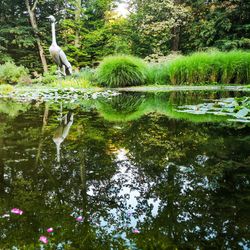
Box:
[25,0,48,72]
[129,0,189,57]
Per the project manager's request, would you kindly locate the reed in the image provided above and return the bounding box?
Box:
[96,55,148,87]
[159,50,250,85]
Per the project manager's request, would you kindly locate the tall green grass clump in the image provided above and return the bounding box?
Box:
[96,55,148,87]
[159,50,250,85]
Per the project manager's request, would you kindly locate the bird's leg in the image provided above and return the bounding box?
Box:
[56,67,66,78]
[62,65,66,77]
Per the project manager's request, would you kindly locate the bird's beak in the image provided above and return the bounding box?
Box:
[46,16,50,19]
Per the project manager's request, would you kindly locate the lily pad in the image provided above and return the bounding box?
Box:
[235,108,249,118]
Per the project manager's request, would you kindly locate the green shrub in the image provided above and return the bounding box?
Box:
[96,55,148,87]
[0,62,29,85]
[0,84,14,94]
[77,67,96,84]
[158,50,250,85]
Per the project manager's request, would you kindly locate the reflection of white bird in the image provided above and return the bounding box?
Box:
[53,112,74,162]
[47,15,72,76]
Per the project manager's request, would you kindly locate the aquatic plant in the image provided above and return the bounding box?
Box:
[96,55,148,87]
[159,51,250,85]
[175,96,250,123]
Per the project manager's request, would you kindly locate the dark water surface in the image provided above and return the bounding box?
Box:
[0,91,250,249]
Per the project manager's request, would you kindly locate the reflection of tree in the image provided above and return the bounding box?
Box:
[97,91,232,123]
[0,93,250,249]
[118,111,250,249]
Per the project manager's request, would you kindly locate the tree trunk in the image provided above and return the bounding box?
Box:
[171,0,181,51]
[171,26,180,51]
[74,0,82,48]
[25,0,48,72]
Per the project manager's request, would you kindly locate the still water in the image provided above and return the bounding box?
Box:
[0,91,249,249]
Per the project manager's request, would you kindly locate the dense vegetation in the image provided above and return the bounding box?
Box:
[95,51,250,86]
[156,50,250,85]
[96,55,148,87]
[0,0,249,75]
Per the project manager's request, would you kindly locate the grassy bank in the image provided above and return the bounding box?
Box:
[96,51,250,86]
[0,51,249,88]
[161,51,250,85]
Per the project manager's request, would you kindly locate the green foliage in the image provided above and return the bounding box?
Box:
[180,0,250,52]
[0,62,29,85]
[50,76,91,89]
[158,51,250,85]
[129,0,190,57]
[40,72,58,85]
[0,84,14,94]
[96,55,148,87]
[0,99,30,117]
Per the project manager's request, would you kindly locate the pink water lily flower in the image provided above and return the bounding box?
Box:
[11,208,23,215]
[47,227,54,233]
[76,216,83,222]
[132,229,140,234]
[39,236,48,244]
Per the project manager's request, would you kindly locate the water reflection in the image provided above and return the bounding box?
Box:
[53,112,74,162]
[0,91,249,249]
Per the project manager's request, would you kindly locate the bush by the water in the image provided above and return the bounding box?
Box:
[0,84,14,94]
[0,62,29,85]
[158,50,250,85]
[96,55,148,87]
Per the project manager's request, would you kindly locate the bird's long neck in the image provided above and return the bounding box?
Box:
[51,22,57,45]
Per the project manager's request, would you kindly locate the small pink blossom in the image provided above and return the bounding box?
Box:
[11,208,23,215]
[132,229,140,234]
[39,236,48,244]
[76,216,83,222]
[47,227,53,233]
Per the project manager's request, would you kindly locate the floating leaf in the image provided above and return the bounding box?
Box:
[235,108,249,118]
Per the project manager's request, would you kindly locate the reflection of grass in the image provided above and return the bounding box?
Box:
[96,94,147,122]
[97,92,229,123]
[0,100,30,117]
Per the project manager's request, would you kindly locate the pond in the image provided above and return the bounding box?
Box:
[0,90,250,249]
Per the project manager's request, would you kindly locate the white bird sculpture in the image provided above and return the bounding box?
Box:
[47,15,72,76]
